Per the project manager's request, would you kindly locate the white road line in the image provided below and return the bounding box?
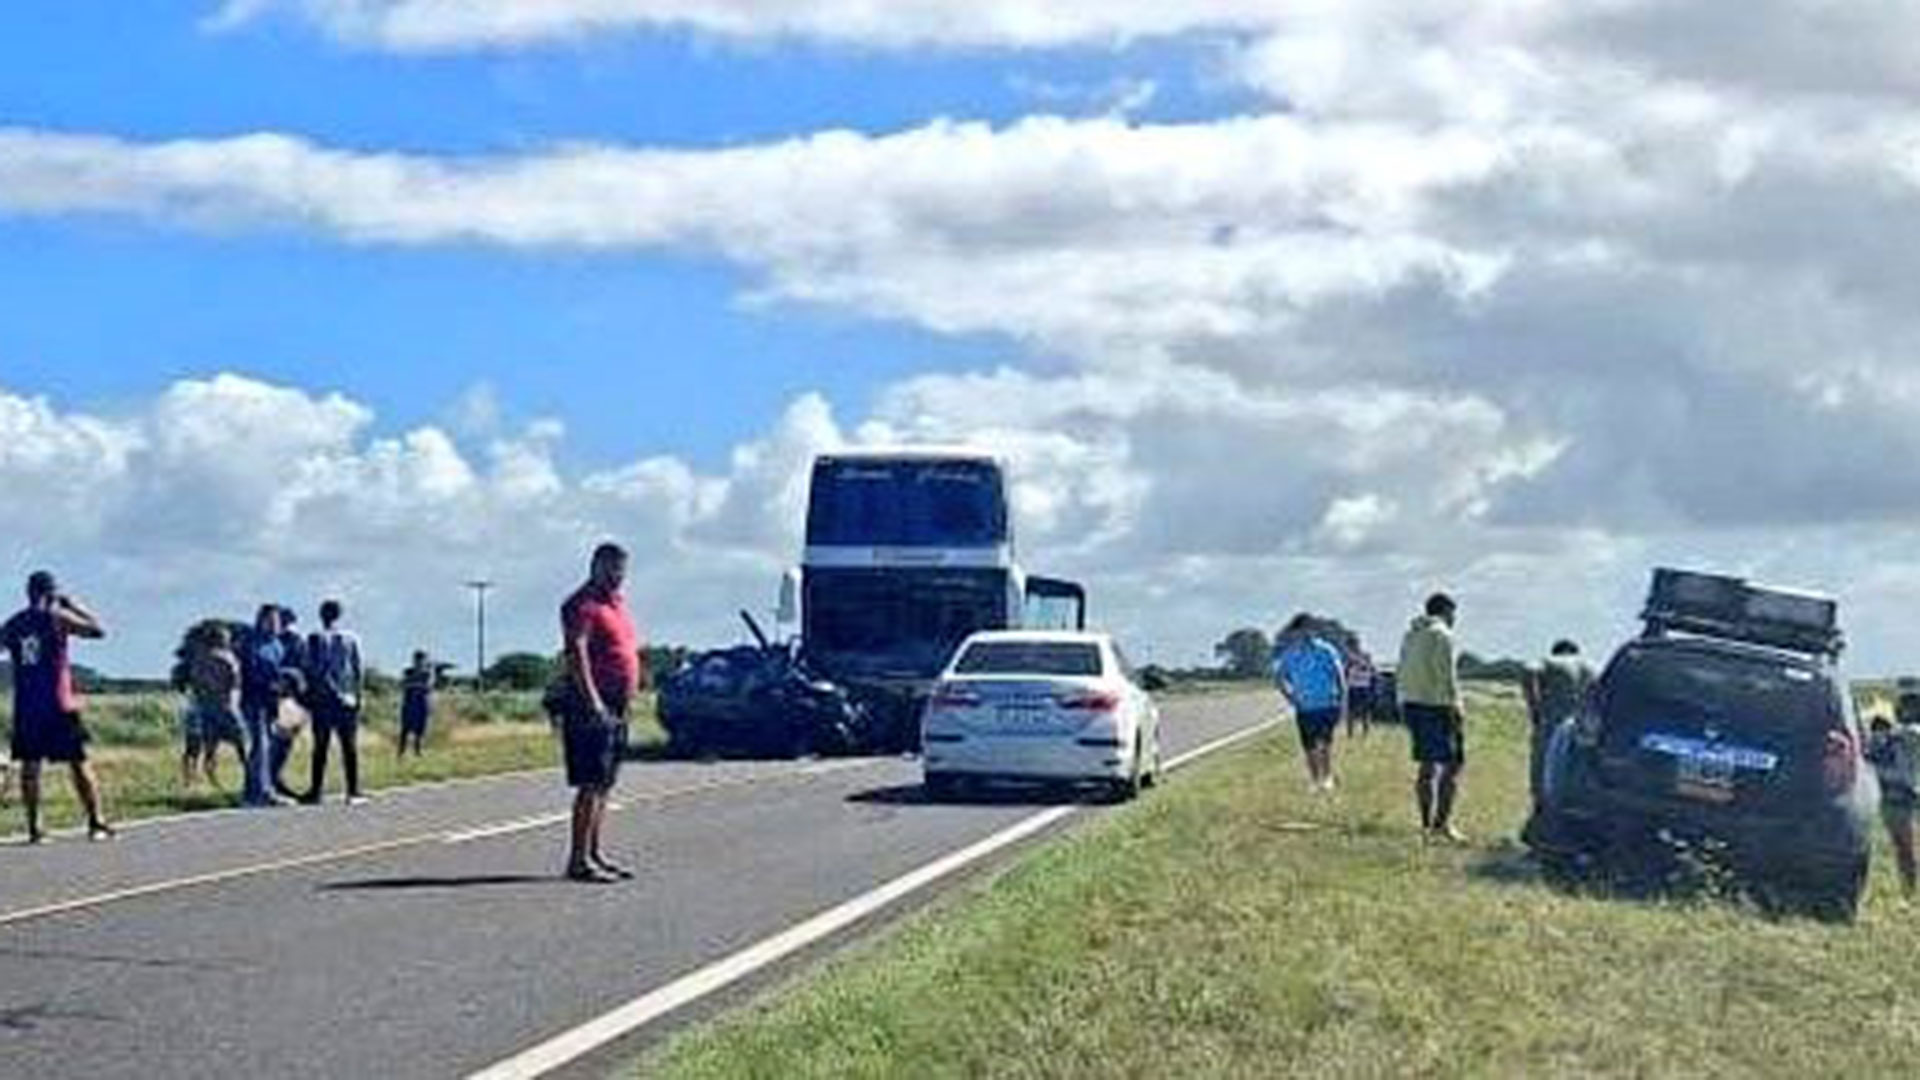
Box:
[0,833,444,930]
[0,759,896,927]
[466,716,1281,1080]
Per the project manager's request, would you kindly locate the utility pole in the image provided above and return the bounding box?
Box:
[466,580,493,692]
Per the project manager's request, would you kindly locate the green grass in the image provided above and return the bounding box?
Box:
[0,690,662,835]
[644,685,1920,1079]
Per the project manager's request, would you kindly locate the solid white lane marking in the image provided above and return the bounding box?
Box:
[1165,717,1280,771]
[466,714,1281,1080]
[0,758,897,927]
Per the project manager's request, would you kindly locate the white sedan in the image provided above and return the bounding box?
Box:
[920,630,1164,801]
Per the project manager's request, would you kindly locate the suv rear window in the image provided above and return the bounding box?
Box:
[955,642,1104,677]
[1602,645,1837,744]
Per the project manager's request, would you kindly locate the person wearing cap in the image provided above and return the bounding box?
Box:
[2,571,112,842]
[1398,592,1468,843]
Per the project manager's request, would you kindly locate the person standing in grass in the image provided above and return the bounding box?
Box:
[181,622,246,793]
[1398,592,1468,843]
[1346,650,1377,739]
[1273,614,1348,792]
[557,542,646,884]
[398,650,435,759]
[3,570,113,843]
[1866,715,1920,899]
[1523,640,1593,810]
[238,604,295,808]
[304,599,367,805]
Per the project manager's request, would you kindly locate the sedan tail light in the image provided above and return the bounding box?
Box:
[932,684,983,709]
[1057,690,1121,713]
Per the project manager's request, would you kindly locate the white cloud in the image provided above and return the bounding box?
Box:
[17,3,1920,669]
[209,0,1287,51]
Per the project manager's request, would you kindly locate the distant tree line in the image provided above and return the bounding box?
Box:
[1210,623,1529,684]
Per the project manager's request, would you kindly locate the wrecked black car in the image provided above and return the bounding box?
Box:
[1525,568,1875,921]
[657,612,872,759]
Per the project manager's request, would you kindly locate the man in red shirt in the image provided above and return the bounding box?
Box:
[559,543,647,883]
[3,571,112,843]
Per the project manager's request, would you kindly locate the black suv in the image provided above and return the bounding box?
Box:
[1525,569,1875,920]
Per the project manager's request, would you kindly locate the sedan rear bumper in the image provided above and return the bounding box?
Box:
[923,733,1138,782]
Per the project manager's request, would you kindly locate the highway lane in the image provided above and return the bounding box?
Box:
[0,691,1276,1079]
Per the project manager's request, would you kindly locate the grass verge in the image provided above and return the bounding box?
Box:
[0,691,662,835]
[643,686,1920,1079]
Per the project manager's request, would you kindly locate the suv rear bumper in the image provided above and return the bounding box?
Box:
[1531,784,1870,871]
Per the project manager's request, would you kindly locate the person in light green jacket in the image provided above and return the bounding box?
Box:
[1398,593,1467,842]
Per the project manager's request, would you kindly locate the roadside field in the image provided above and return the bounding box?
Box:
[0,690,663,835]
[645,685,1920,1079]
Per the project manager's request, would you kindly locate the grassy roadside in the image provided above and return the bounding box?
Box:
[643,686,1920,1079]
[0,691,663,835]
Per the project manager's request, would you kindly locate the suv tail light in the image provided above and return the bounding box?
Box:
[1572,702,1604,748]
[1822,728,1859,796]
[932,685,983,710]
[1057,690,1121,713]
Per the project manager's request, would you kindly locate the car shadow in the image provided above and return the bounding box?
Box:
[1468,838,1761,912]
[848,782,1108,808]
[317,873,554,893]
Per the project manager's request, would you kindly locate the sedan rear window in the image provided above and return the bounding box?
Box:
[955,642,1104,677]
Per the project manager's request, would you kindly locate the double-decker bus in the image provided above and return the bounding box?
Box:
[781,448,1085,749]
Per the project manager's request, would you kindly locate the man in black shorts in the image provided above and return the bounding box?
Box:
[3,571,112,843]
[1397,593,1467,842]
[557,543,647,883]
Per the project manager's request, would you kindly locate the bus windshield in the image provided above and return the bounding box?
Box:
[806,458,1008,548]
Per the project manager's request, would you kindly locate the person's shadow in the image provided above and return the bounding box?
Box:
[318,874,552,893]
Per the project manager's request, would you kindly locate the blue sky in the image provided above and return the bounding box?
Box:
[0,3,1239,464]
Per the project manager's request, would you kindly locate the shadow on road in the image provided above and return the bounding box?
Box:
[318,874,554,893]
[848,782,1103,809]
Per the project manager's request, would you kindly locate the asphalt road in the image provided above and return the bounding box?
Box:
[0,691,1275,1079]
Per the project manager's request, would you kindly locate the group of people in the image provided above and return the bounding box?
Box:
[2,543,635,886]
[171,600,432,809]
[1271,593,1557,844]
[1274,594,1920,900]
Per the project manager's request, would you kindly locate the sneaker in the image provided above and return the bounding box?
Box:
[25,829,47,846]
[565,864,619,885]
[1436,825,1470,846]
[87,822,116,842]
[345,794,372,807]
[592,856,636,880]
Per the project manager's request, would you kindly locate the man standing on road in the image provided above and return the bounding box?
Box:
[305,599,367,805]
[1398,593,1467,843]
[558,543,647,884]
[1273,614,1347,792]
[1523,640,1593,809]
[3,571,113,842]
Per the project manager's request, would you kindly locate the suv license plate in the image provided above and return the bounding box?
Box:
[997,706,1051,727]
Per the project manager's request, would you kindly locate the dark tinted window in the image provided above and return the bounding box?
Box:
[804,569,1009,677]
[955,642,1104,677]
[807,459,1008,547]
[1603,646,1837,743]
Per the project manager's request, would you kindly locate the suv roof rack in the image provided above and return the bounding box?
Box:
[1640,567,1844,659]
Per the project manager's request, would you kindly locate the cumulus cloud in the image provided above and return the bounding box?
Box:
[15,2,1920,667]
